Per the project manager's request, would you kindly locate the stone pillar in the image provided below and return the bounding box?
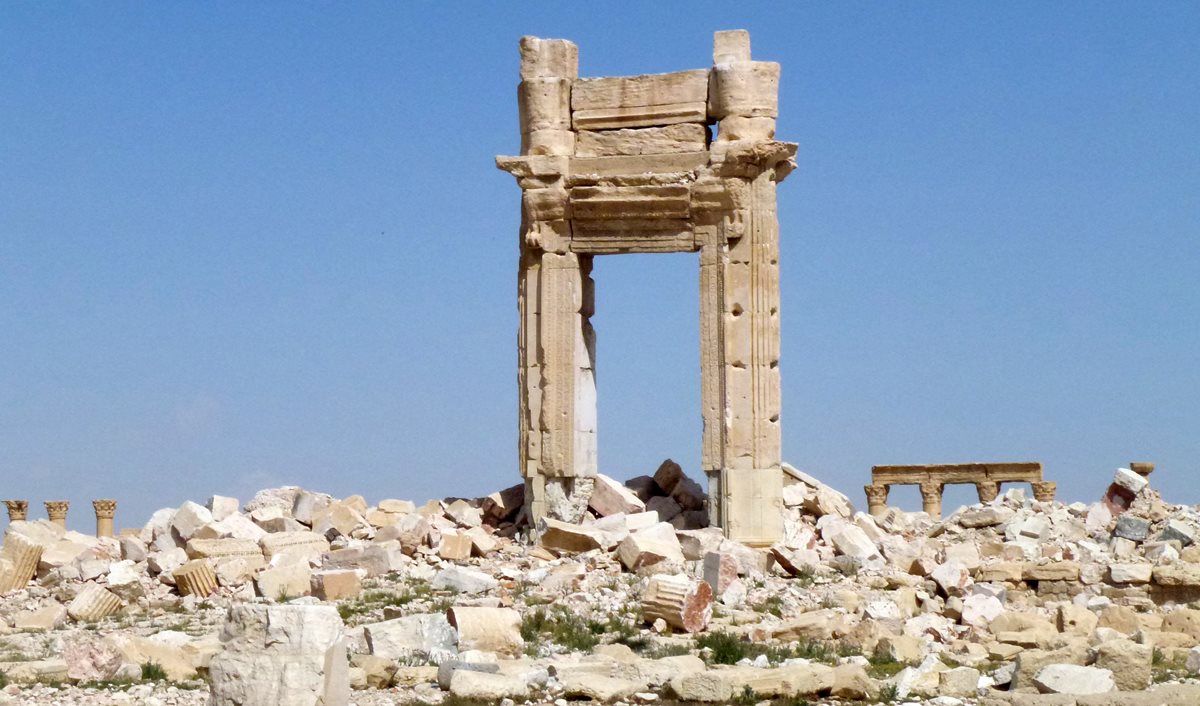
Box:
[92,499,116,537]
[919,482,943,517]
[0,533,43,594]
[1130,462,1154,478]
[709,31,787,546]
[513,37,595,525]
[3,500,28,523]
[976,481,1000,504]
[1031,481,1057,502]
[44,500,69,528]
[864,484,890,517]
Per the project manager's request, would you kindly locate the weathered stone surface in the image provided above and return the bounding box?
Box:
[589,473,647,516]
[66,583,122,622]
[171,501,214,541]
[208,604,348,706]
[617,522,685,572]
[1094,638,1152,692]
[432,565,498,595]
[449,670,529,700]
[174,559,219,597]
[447,606,524,656]
[364,613,457,664]
[259,531,329,563]
[255,560,312,600]
[1153,563,1200,586]
[1033,664,1115,695]
[311,569,361,601]
[641,574,712,633]
[539,517,606,553]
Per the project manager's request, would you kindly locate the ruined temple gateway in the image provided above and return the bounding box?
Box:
[498,31,796,545]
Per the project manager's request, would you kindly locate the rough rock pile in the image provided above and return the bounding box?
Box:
[1,462,1199,705]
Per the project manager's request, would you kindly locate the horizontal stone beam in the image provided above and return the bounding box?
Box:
[871,462,1044,486]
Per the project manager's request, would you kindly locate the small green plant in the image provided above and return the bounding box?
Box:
[877,682,900,703]
[141,661,168,682]
[752,594,786,618]
[736,684,757,705]
[0,668,7,689]
[793,564,817,587]
[275,588,293,603]
[696,631,748,665]
[866,655,908,679]
[520,606,600,653]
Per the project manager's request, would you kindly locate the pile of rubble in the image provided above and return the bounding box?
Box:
[1,462,1199,706]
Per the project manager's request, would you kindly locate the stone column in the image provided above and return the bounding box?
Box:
[3,500,28,522]
[976,481,1000,504]
[919,482,943,517]
[709,31,787,546]
[92,499,116,537]
[864,484,890,517]
[44,500,69,528]
[1031,481,1057,502]
[1129,462,1154,478]
[513,37,595,524]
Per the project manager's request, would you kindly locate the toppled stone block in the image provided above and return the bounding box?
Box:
[255,561,312,600]
[67,583,123,622]
[1110,562,1153,584]
[1153,563,1200,587]
[449,670,528,701]
[174,559,219,597]
[1161,519,1196,546]
[539,517,605,553]
[208,603,349,706]
[617,522,685,572]
[432,565,497,595]
[171,501,214,542]
[438,530,473,561]
[364,613,457,664]
[641,573,712,633]
[1095,638,1151,691]
[0,530,43,594]
[447,606,523,656]
[311,569,361,601]
[1032,663,1115,695]
[1115,514,1151,541]
[588,473,646,516]
[259,531,329,563]
[444,499,483,528]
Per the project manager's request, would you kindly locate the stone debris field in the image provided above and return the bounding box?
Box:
[1,461,1200,706]
[2,28,1197,706]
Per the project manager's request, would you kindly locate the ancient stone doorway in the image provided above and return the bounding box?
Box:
[497,31,796,545]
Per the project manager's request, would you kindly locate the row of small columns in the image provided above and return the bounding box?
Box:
[864,481,1057,518]
[2,500,117,537]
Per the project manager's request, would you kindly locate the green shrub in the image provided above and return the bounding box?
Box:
[696,632,747,665]
[141,661,168,681]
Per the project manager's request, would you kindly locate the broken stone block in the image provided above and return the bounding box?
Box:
[930,560,972,597]
[437,530,473,561]
[939,666,980,698]
[432,565,497,595]
[702,551,739,594]
[311,569,361,601]
[444,499,483,528]
[67,583,123,622]
[0,531,44,594]
[1032,663,1115,695]
[174,559,219,597]
[641,574,712,633]
[255,561,312,600]
[481,484,523,524]
[1160,519,1196,546]
[187,537,264,561]
[588,473,646,516]
[464,526,499,556]
[148,547,188,577]
[449,670,528,701]
[259,531,329,563]
[1109,562,1152,584]
[171,501,214,542]
[616,522,685,572]
[208,495,240,521]
[1114,514,1151,541]
[1094,638,1151,691]
[652,459,686,495]
[364,613,457,664]
[1056,604,1098,634]
[208,603,349,706]
[539,517,605,553]
[645,495,683,522]
[959,507,1012,529]
[14,603,68,631]
[447,606,523,656]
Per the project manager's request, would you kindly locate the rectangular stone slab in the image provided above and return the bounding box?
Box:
[572,69,709,110]
[572,102,707,130]
[871,462,1044,486]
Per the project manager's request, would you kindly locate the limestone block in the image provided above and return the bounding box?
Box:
[438,530,473,561]
[1094,638,1151,691]
[119,536,147,562]
[364,613,458,664]
[575,124,707,157]
[617,522,685,572]
[208,496,240,521]
[519,36,577,80]
[187,537,263,561]
[449,670,528,700]
[444,499,483,528]
[709,61,780,119]
[432,565,497,595]
[539,517,605,553]
[670,670,732,702]
[255,561,312,600]
[572,69,708,114]
[464,526,499,556]
[390,513,433,554]
[105,559,144,600]
[831,663,878,700]
[646,495,683,522]
[1153,562,1200,586]
[447,606,523,656]
[323,543,404,577]
[67,583,123,622]
[1023,561,1080,582]
[588,473,647,516]
[174,559,219,597]
[208,604,349,706]
[259,531,329,563]
[13,602,67,631]
[1033,664,1115,695]
[1110,563,1153,584]
[1056,604,1098,635]
[311,569,361,601]
[714,29,751,63]
[641,574,712,633]
[312,501,370,538]
[481,484,523,523]
[702,551,739,594]
[559,671,644,702]
[171,501,214,541]
[0,531,43,594]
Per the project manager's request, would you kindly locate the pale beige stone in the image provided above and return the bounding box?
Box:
[311,569,361,601]
[67,583,122,621]
[447,606,524,656]
[174,559,219,597]
[0,531,43,594]
[641,573,712,633]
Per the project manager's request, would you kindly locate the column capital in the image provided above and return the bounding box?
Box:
[92,499,117,519]
[3,499,28,521]
[1031,481,1057,502]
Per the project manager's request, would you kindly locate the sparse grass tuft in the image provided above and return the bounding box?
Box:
[752,594,786,618]
[520,606,599,653]
[141,661,168,682]
[878,682,900,702]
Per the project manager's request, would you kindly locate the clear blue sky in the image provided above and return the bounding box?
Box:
[2,3,1197,531]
